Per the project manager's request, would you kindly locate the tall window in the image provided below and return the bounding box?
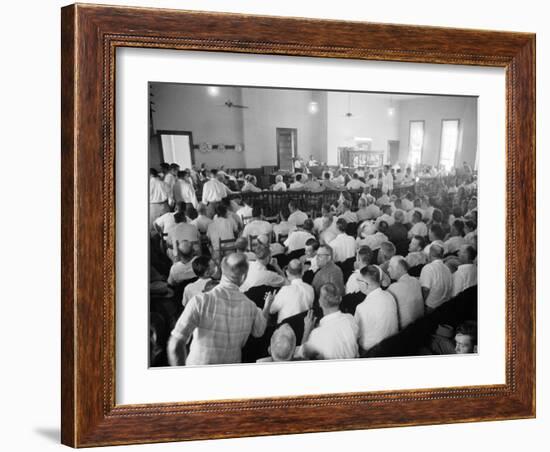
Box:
[408,120,424,167]
[439,119,460,171]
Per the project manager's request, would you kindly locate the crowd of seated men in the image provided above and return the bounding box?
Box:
[149,162,478,367]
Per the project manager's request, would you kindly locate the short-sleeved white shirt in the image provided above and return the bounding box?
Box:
[419,259,453,309]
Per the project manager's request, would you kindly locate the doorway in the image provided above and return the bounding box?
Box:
[276,128,297,171]
[387,140,400,166]
[158,130,195,169]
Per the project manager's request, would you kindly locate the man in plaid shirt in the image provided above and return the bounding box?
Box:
[168,253,273,366]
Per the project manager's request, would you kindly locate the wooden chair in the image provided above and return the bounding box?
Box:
[277,233,289,244]
[199,232,209,253]
[264,213,279,223]
[219,238,237,256]
[248,235,259,251]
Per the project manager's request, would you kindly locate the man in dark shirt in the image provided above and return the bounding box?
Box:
[311,244,345,297]
[386,210,409,256]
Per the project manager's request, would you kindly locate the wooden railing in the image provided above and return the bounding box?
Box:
[234,185,416,216]
[195,175,469,215]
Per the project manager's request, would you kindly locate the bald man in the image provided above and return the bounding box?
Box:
[168,253,273,366]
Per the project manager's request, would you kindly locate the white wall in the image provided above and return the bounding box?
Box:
[241,88,324,167]
[152,83,246,168]
[397,96,478,167]
[326,92,400,164]
[4,1,547,452]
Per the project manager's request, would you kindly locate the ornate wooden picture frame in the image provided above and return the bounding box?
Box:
[61,3,535,447]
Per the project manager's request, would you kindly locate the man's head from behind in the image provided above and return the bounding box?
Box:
[393,209,405,224]
[458,244,477,264]
[178,240,194,261]
[234,237,248,253]
[359,265,382,295]
[429,224,445,242]
[303,218,314,233]
[409,235,426,253]
[269,324,297,361]
[378,241,396,264]
[429,243,445,261]
[356,245,373,269]
[192,256,214,279]
[286,259,303,280]
[388,256,409,281]
[336,218,347,233]
[253,243,271,266]
[305,238,320,258]
[319,283,341,313]
[221,253,249,286]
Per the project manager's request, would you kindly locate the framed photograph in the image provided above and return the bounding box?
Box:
[61,3,535,447]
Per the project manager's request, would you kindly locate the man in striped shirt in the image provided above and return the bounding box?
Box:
[168,253,273,366]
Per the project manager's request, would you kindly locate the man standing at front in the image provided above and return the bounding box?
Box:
[167,253,272,365]
[381,164,394,195]
[201,169,234,216]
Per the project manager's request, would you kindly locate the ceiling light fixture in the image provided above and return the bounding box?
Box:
[308,101,319,114]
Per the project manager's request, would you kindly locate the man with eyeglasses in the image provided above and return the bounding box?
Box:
[311,245,345,297]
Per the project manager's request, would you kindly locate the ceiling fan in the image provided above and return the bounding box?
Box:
[343,94,362,118]
[217,99,249,109]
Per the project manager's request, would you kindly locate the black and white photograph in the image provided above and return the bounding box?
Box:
[148,83,479,367]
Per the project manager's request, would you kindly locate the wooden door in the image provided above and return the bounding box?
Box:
[276,128,297,171]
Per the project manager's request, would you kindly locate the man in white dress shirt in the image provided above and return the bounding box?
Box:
[206,203,238,259]
[346,173,367,191]
[408,210,428,239]
[445,220,466,255]
[271,174,287,192]
[406,235,428,269]
[163,163,179,195]
[241,206,273,240]
[190,203,213,234]
[269,260,314,324]
[419,244,453,311]
[381,165,394,195]
[154,201,185,237]
[338,201,358,224]
[181,256,216,307]
[375,205,395,227]
[149,168,173,230]
[452,245,478,296]
[235,198,253,225]
[201,169,233,205]
[346,246,373,295]
[240,244,286,292]
[387,256,425,329]
[354,265,399,352]
[165,211,200,261]
[289,173,305,190]
[284,219,315,253]
[287,200,308,227]
[173,170,198,208]
[356,220,389,251]
[301,283,359,360]
[329,219,357,263]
